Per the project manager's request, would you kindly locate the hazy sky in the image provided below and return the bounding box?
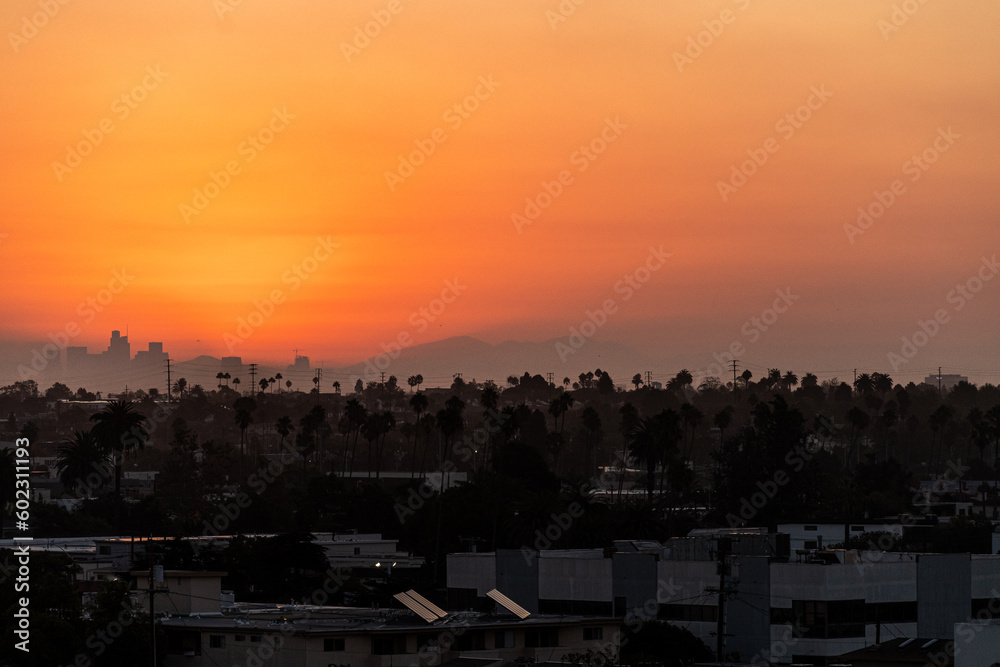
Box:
[2,0,998,385]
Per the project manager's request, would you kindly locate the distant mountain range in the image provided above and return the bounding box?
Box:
[127,336,668,394]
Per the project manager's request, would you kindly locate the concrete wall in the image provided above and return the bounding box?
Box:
[611,552,656,612]
[539,555,612,602]
[918,553,972,638]
[496,549,539,614]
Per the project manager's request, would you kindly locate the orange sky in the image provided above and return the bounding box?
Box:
[2,0,999,384]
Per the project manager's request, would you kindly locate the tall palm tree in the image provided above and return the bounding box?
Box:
[782,371,798,391]
[90,400,149,524]
[55,430,110,497]
[233,397,256,479]
[408,392,430,477]
[216,372,225,390]
[629,415,664,500]
[618,403,640,498]
[679,403,703,459]
[332,381,341,395]
[740,369,753,391]
[275,373,283,393]
[276,415,294,452]
[854,373,874,396]
[172,378,188,400]
[580,405,602,477]
[871,372,893,397]
[632,373,643,391]
[286,379,292,392]
[344,398,368,476]
[232,377,241,394]
[548,391,575,433]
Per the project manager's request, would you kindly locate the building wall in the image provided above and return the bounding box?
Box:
[539,555,612,602]
[954,621,1000,667]
[496,549,539,614]
[610,552,656,613]
[446,553,496,596]
[919,553,972,638]
[726,556,770,662]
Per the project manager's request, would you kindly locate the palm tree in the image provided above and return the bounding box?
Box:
[172,377,188,399]
[801,372,819,389]
[844,406,869,469]
[407,376,418,392]
[929,404,955,469]
[90,400,149,524]
[548,391,575,433]
[286,379,292,392]
[233,377,241,394]
[563,377,571,389]
[275,373,283,393]
[276,415,294,452]
[632,373,643,391]
[223,372,231,387]
[854,373,874,396]
[233,396,257,479]
[618,403,640,498]
[740,369,753,391]
[580,405,602,477]
[344,398,369,476]
[268,376,276,393]
[782,371,798,391]
[629,416,664,500]
[507,375,519,388]
[259,378,270,395]
[56,430,109,497]
[216,372,225,389]
[332,381,341,395]
[679,403,703,459]
[713,406,733,443]
[871,372,893,397]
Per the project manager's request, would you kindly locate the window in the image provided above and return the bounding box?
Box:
[354,547,361,555]
[583,627,603,641]
[659,604,718,623]
[455,632,486,651]
[98,545,111,555]
[372,635,407,655]
[235,635,246,642]
[525,630,559,648]
[209,635,226,649]
[324,638,345,652]
[791,600,864,638]
[250,635,262,643]
[495,630,514,649]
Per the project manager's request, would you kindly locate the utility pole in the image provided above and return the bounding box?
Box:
[645,370,652,387]
[730,360,739,390]
[710,536,732,664]
[148,549,163,666]
[165,359,172,402]
[314,368,323,393]
[938,366,942,393]
[249,363,257,395]
[853,368,857,392]
[546,372,554,386]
